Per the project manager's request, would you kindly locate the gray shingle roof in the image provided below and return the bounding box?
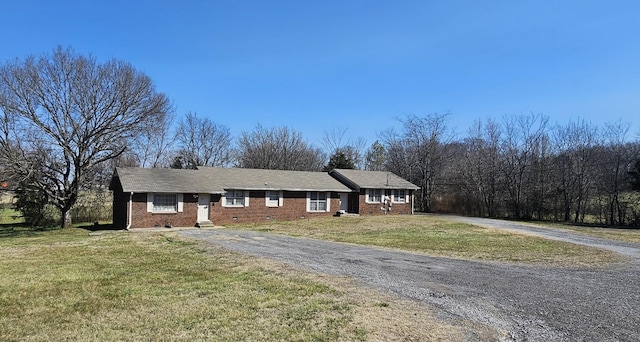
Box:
[329,169,419,190]
[198,167,351,192]
[111,167,353,193]
[112,168,225,193]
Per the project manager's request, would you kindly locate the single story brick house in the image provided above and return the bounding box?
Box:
[329,169,420,215]
[109,167,419,229]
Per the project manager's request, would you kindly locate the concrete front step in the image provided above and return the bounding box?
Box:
[196,220,215,228]
[337,212,360,217]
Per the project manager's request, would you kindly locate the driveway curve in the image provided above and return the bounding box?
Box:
[180,222,640,342]
[443,215,640,259]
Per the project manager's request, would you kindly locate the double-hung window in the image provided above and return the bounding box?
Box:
[153,194,178,212]
[265,191,282,207]
[147,193,183,213]
[225,190,245,207]
[308,192,327,212]
[367,189,382,203]
[392,189,406,203]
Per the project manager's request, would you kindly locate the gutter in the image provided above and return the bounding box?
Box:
[126,192,133,230]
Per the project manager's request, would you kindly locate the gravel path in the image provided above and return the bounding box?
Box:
[179,218,640,341]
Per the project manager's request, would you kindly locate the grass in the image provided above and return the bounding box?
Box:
[235,215,626,267]
[530,221,640,244]
[0,208,23,225]
[0,226,481,341]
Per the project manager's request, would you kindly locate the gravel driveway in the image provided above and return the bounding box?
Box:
[179,217,640,341]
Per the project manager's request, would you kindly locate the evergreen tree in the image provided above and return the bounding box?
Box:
[323,151,355,171]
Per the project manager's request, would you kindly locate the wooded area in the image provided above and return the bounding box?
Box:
[1,48,639,227]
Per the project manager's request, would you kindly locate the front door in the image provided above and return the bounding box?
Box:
[339,193,348,212]
[197,194,210,222]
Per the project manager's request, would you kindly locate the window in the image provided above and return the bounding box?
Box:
[153,194,177,212]
[392,189,406,203]
[367,189,382,203]
[308,192,327,212]
[225,190,245,207]
[147,193,183,213]
[265,191,282,207]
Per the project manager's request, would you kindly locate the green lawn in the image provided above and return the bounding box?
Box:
[0,208,23,225]
[0,226,472,341]
[235,215,626,267]
[530,221,640,244]
[0,228,363,341]
[4,214,618,340]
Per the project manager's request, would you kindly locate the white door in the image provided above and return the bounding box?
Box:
[197,194,210,222]
[339,193,348,212]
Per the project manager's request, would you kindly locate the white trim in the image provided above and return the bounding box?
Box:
[391,189,407,203]
[366,189,382,203]
[307,191,329,212]
[127,192,133,229]
[147,193,153,212]
[265,191,283,207]
[148,193,180,213]
[223,190,247,207]
[326,192,331,212]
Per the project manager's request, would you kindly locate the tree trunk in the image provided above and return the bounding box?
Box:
[61,209,73,228]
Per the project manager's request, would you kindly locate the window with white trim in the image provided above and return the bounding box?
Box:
[308,191,327,212]
[225,190,245,206]
[153,194,177,212]
[367,189,382,203]
[392,189,406,203]
[147,193,183,213]
[265,191,282,207]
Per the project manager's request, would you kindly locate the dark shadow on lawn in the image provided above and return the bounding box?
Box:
[77,222,119,232]
[0,222,60,238]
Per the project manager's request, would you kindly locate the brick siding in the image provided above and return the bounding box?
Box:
[357,189,413,216]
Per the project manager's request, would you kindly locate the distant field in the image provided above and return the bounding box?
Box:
[0,208,23,225]
[234,215,625,267]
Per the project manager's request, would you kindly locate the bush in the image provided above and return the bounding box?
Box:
[71,190,112,223]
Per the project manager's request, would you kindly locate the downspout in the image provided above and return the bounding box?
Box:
[126,192,133,230]
[411,193,415,215]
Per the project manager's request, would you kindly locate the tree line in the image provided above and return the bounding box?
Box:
[382,113,640,226]
[1,48,639,227]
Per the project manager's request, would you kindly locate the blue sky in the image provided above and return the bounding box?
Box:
[2,0,639,146]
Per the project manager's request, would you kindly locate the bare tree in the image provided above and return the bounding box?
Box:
[235,124,325,171]
[463,118,503,217]
[174,112,231,169]
[322,128,366,169]
[550,119,600,223]
[132,112,176,168]
[0,47,171,228]
[597,121,637,225]
[383,113,455,212]
[499,113,549,219]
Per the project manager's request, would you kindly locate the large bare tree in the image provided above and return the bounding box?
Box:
[173,112,231,169]
[383,113,455,212]
[235,125,325,171]
[0,47,171,228]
